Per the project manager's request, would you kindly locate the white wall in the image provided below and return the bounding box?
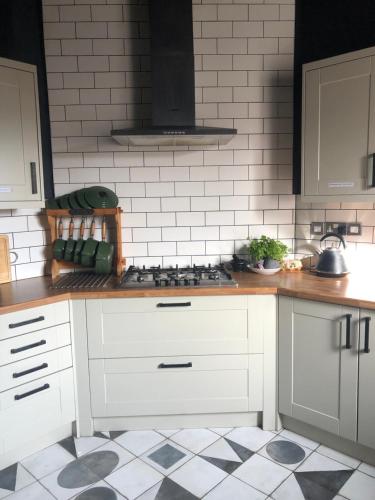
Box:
[1,0,296,279]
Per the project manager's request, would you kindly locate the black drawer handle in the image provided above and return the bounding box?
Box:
[364,317,371,353]
[9,316,45,329]
[158,362,193,369]
[157,302,192,308]
[345,314,352,349]
[10,339,46,355]
[14,383,50,400]
[30,162,38,194]
[13,362,48,379]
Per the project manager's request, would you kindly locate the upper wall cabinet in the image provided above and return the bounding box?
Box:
[301,47,375,202]
[0,57,44,208]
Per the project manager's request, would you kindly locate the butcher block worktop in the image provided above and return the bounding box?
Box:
[1,270,375,314]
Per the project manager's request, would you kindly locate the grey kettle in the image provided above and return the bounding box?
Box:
[316,232,349,277]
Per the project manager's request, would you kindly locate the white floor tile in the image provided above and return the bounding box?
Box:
[134,480,163,500]
[4,482,54,500]
[200,438,243,463]
[317,445,361,469]
[140,440,193,475]
[279,430,319,451]
[232,454,291,495]
[358,462,375,478]
[169,456,227,497]
[114,431,165,456]
[259,436,312,471]
[155,429,180,438]
[21,444,75,479]
[210,428,233,436]
[225,427,275,452]
[105,458,163,500]
[272,474,305,500]
[339,470,375,500]
[297,451,352,472]
[171,429,220,454]
[203,475,267,500]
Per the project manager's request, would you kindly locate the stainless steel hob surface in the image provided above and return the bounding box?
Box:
[119,264,238,288]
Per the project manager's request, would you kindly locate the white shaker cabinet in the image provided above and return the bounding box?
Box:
[302,47,375,202]
[0,57,44,208]
[278,297,359,441]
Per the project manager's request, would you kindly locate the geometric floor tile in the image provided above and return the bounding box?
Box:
[279,430,319,451]
[232,454,291,495]
[272,473,306,500]
[203,475,267,499]
[294,470,354,500]
[85,441,134,475]
[169,456,227,498]
[58,450,119,486]
[73,480,126,499]
[2,481,55,499]
[225,427,275,453]
[316,445,361,469]
[105,458,163,500]
[40,467,101,500]
[136,477,199,500]
[0,464,34,498]
[339,470,375,500]
[259,436,311,470]
[199,437,252,474]
[141,440,193,475]
[170,429,221,454]
[114,431,165,456]
[21,443,75,480]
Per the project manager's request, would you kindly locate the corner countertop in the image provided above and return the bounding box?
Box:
[0,270,374,315]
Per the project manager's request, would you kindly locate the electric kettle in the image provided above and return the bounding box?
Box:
[316,232,349,277]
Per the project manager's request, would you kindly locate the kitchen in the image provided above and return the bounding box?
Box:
[0,0,375,499]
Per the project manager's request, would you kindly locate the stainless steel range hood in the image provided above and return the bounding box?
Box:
[111,0,237,147]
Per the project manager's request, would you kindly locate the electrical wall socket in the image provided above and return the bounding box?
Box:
[310,222,362,236]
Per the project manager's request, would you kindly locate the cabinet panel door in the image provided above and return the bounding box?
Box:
[90,355,250,417]
[279,297,359,441]
[304,56,375,197]
[0,63,42,201]
[357,309,375,449]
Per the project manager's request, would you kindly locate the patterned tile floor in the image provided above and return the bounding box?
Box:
[1,427,375,499]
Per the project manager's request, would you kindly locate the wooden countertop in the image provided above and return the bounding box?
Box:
[0,270,374,314]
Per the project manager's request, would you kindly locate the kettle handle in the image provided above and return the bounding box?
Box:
[320,232,346,249]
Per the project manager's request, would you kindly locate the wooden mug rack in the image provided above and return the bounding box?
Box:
[46,207,125,279]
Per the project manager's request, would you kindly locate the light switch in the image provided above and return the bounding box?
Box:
[310,222,324,235]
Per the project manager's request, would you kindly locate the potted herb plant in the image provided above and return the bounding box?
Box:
[248,235,289,270]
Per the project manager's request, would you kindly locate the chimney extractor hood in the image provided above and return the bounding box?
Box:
[111,0,237,147]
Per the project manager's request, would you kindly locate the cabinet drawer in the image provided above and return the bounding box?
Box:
[0,301,69,340]
[90,355,250,417]
[0,323,71,366]
[0,369,75,455]
[87,298,248,358]
[0,345,72,392]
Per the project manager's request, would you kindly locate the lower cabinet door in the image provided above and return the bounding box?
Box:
[278,297,359,441]
[357,309,375,449]
[90,355,250,417]
[0,369,75,455]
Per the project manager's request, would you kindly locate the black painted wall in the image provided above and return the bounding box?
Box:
[0,0,54,199]
[293,0,375,193]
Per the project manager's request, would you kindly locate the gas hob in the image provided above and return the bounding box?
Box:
[119,264,238,288]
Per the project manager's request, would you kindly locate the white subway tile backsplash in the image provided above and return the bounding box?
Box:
[191,197,220,211]
[177,241,205,255]
[133,228,161,242]
[148,242,176,256]
[177,212,205,227]
[175,182,205,197]
[146,183,175,198]
[163,227,191,242]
